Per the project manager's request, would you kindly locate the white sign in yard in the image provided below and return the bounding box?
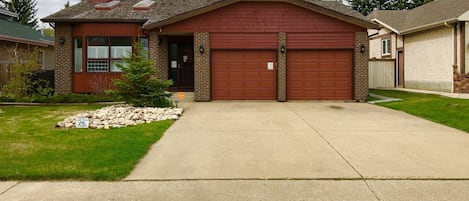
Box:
[76,117,89,129]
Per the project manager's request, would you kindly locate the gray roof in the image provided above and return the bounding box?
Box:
[367,0,469,34]
[42,0,378,29]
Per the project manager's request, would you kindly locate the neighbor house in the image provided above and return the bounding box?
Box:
[367,0,469,93]
[0,8,55,89]
[42,0,378,101]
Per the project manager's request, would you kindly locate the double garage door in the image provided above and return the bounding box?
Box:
[210,33,353,100]
[211,50,353,100]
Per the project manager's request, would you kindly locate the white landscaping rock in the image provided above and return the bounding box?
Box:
[56,105,183,129]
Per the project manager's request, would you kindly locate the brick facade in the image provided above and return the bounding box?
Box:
[277,32,287,102]
[149,32,168,80]
[194,32,210,102]
[54,23,72,94]
[354,32,369,101]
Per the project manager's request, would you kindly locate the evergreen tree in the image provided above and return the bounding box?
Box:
[0,0,38,28]
[109,43,174,107]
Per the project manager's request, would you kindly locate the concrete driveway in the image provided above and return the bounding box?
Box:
[126,101,469,180]
[3,101,469,201]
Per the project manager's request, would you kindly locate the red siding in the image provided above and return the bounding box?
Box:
[287,33,355,49]
[71,23,142,93]
[210,33,277,49]
[163,2,364,33]
[72,73,121,93]
[73,23,142,37]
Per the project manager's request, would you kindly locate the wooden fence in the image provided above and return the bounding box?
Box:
[369,59,395,89]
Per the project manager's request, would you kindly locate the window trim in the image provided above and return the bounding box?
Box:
[382,38,391,56]
[84,36,134,73]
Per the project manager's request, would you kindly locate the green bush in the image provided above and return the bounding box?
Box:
[108,42,174,107]
[32,94,119,103]
[0,96,16,102]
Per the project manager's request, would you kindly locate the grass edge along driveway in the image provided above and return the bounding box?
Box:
[370,89,469,133]
[0,105,173,181]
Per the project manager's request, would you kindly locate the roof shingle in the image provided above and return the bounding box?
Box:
[367,0,469,34]
[42,0,377,29]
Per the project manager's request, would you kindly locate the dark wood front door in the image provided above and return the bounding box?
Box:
[169,42,194,90]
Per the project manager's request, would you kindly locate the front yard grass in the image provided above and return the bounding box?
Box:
[370,89,469,133]
[0,105,173,180]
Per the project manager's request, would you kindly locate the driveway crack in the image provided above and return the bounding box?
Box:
[0,182,21,197]
[286,104,382,201]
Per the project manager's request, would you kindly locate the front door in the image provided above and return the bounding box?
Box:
[169,42,194,90]
[398,51,404,87]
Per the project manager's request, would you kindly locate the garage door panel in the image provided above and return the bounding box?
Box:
[212,51,277,100]
[287,50,352,100]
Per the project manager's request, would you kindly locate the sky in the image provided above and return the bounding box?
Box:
[36,0,81,28]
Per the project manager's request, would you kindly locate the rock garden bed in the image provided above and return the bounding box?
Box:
[56,105,183,129]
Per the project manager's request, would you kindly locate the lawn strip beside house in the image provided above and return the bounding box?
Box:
[370,90,469,133]
[0,105,172,180]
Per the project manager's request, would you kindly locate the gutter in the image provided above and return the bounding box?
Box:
[0,35,53,47]
[400,18,459,35]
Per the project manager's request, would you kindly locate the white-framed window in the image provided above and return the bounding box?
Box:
[382,39,391,56]
[74,38,83,72]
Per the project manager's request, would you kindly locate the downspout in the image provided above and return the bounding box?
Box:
[453,23,458,92]
[460,22,466,75]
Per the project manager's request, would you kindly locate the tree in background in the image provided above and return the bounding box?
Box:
[347,0,433,16]
[64,0,70,8]
[0,0,38,28]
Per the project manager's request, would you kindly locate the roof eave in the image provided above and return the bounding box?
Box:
[0,35,54,47]
[144,0,379,30]
[41,18,148,23]
[371,19,401,34]
[400,18,459,35]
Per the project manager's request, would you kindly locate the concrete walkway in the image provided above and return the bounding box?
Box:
[2,102,469,200]
[377,87,469,99]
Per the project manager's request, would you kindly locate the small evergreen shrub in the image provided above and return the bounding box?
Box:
[108,42,173,107]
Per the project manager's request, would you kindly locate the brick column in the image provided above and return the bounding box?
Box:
[354,32,369,101]
[54,23,72,94]
[194,32,210,102]
[149,31,168,80]
[277,32,287,102]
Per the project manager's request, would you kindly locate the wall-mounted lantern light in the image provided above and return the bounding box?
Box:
[59,37,65,45]
[280,45,286,54]
[360,44,366,53]
[199,45,205,54]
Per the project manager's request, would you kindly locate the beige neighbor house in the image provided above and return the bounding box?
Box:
[367,0,469,93]
[42,0,378,101]
[0,8,55,90]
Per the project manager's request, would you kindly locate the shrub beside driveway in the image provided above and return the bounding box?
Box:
[0,105,172,180]
[371,89,469,133]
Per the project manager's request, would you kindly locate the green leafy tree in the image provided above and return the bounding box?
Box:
[64,0,70,8]
[0,0,38,28]
[109,43,174,107]
[3,45,52,100]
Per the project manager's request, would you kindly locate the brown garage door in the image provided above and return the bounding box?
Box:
[287,50,352,100]
[212,51,277,100]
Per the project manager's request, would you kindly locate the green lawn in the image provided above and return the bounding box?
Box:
[0,105,173,180]
[370,89,469,133]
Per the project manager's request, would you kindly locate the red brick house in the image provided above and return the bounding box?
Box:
[42,0,378,101]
